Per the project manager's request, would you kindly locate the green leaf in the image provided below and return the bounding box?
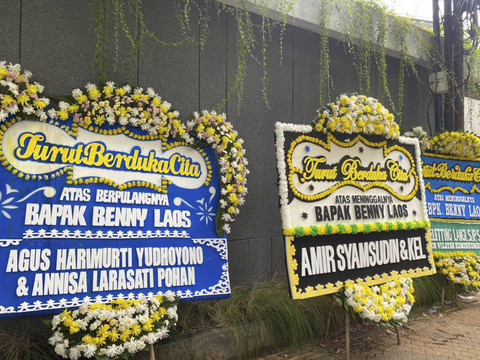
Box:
[215,207,226,237]
[190,140,210,150]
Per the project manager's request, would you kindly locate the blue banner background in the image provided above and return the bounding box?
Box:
[0,118,229,317]
[422,154,480,221]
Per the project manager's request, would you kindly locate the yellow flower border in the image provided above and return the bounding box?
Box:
[0,117,213,193]
[286,230,436,299]
[286,133,419,202]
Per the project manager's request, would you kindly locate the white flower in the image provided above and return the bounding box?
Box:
[48,331,63,345]
[47,108,58,118]
[222,223,231,233]
[7,63,21,72]
[162,101,171,110]
[125,339,138,353]
[85,83,96,91]
[54,343,67,358]
[8,82,19,95]
[38,97,49,105]
[72,88,83,98]
[164,290,175,302]
[7,104,18,114]
[156,326,169,340]
[84,344,97,358]
[69,346,82,360]
[146,87,156,97]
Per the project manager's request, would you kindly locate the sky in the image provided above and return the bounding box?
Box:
[384,0,437,21]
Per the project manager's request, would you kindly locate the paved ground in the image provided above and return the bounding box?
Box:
[257,293,480,360]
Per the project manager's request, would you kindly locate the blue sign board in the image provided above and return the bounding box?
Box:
[0,118,229,316]
[422,154,480,221]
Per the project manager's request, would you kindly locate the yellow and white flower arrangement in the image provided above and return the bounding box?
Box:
[434,252,480,288]
[0,61,50,122]
[403,126,431,152]
[312,94,400,139]
[0,61,250,235]
[428,131,480,159]
[48,292,178,360]
[50,81,184,138]
[184,110,249,235]
[335,278,415,326]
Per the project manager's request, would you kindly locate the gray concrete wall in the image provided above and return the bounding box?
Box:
[0,0,434,286]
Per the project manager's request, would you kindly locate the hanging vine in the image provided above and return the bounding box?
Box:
[318,0,334,106]
[340,0,394,109]
[88,0,449,126]
[88,0,295,113]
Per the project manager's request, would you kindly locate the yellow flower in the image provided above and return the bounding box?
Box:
[57,109,69,120]
[95,115,106,126]
[83,335,95,345]
[120,328,132,342]
[142,319,154,332]
[68,104,79,113]
[88,88,100,99]
[76,94,88,104]
[142,111,151,119]
[27,84,38,94]
[115,88,126,96]
[159,307,167,316]
[228,193,239,206]
[16,94,30,105]
[0,67,8,79]
[97,324,111,338]
[109,328,120,342]
[103,85,114,95]
[69,324,80,334]
[1,95,14,107]
[151,311,161,322]
[132,323,142,336]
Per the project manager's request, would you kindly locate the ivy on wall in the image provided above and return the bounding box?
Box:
[88,0,445,124]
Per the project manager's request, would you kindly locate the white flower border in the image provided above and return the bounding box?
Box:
[275,122,312,230]
[275,124,430,231]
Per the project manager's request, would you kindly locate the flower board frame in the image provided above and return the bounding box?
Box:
[276,122,435,299]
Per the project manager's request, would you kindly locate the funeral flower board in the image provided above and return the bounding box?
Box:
[276,123,435,299]
[0,114,230,316]
[423,153,480,253]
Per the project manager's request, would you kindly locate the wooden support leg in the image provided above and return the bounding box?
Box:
[325,295,334,338]
[452,283,457,305]
[345,312,351,360]
[395,326,401,345]
[150,344,155,360]
[441,283,445,305]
